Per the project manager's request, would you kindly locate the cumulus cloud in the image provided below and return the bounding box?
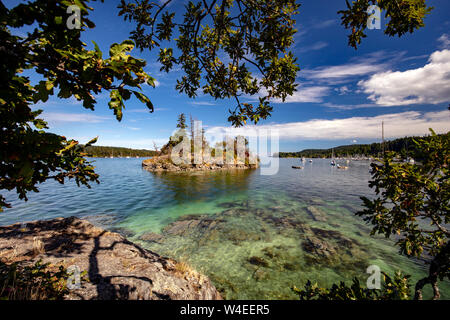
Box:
[358,49,450,106]
[206,110,449,141]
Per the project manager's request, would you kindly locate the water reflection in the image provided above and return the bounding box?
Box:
[148,169,256,205]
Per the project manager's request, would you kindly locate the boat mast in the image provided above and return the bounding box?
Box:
[382,121,385,156]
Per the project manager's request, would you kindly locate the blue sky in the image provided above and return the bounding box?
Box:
[6,0,450,152]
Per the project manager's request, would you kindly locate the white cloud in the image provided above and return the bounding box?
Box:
[322,102,377,110]
[335,86,350,95]
[313,19,336,29]
[358,49,450,106]
[43,112,109,123]
[438,34,450,49]
[128,107,167,113]
[206,111,449,141]
[276,85,330,103]
[245,80,329,104]
[190,101,216,106]
[298,41,328,53]
[96,137,168,149]
[303,62,385,81]
[295,19,336,41]
[300,51,406,85]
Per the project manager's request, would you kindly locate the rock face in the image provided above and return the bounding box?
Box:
[142,155,259,172]
[0,217,222,300]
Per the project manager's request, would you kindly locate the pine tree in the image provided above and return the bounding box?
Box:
[176,113,187,129]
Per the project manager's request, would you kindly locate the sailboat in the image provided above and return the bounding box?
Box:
[330,148,336,166]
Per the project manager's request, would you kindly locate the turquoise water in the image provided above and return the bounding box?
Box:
[1,158,448,299]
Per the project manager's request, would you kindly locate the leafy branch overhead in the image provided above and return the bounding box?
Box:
[294,271,412,300]
[0,0,154,211]
[338,0,433,49]
[118,0,300,127]
[358,130,449,299]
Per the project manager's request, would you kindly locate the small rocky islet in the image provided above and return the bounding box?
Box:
[142,155,259,173]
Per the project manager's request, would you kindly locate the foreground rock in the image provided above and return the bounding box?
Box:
[0,217,221,300]
[142,155,259,172]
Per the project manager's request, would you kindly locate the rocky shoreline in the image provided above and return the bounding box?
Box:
[142,155,259,172]
[0,217,222,300]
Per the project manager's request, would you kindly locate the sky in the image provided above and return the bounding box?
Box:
[6,0,450,152]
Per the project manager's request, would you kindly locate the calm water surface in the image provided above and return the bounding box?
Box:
[2,158,448,299]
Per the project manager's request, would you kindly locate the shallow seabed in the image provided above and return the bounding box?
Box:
[2,158,449,299]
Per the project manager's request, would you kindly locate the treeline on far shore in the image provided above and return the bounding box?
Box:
[275,134,440,159]
[83,145,158,158]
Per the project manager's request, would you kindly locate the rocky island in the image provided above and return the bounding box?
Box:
[142,155,259,172]
[142,113,259,173]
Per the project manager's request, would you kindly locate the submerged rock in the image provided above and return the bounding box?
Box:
[262,215,306,231]
[311,227,358,249]
[139,232,164,243]
[302,237,337,258]
[0,217,221,300]
[282,262,297,271]
[109,227,136,238]
[248,256,269,267]
[311,227,341,239]
[253,269,269,281]
[306,206,327,222]
[162,215,221,237]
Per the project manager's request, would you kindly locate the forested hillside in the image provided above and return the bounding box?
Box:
[83,146,158,158]
[276,134,440,158]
